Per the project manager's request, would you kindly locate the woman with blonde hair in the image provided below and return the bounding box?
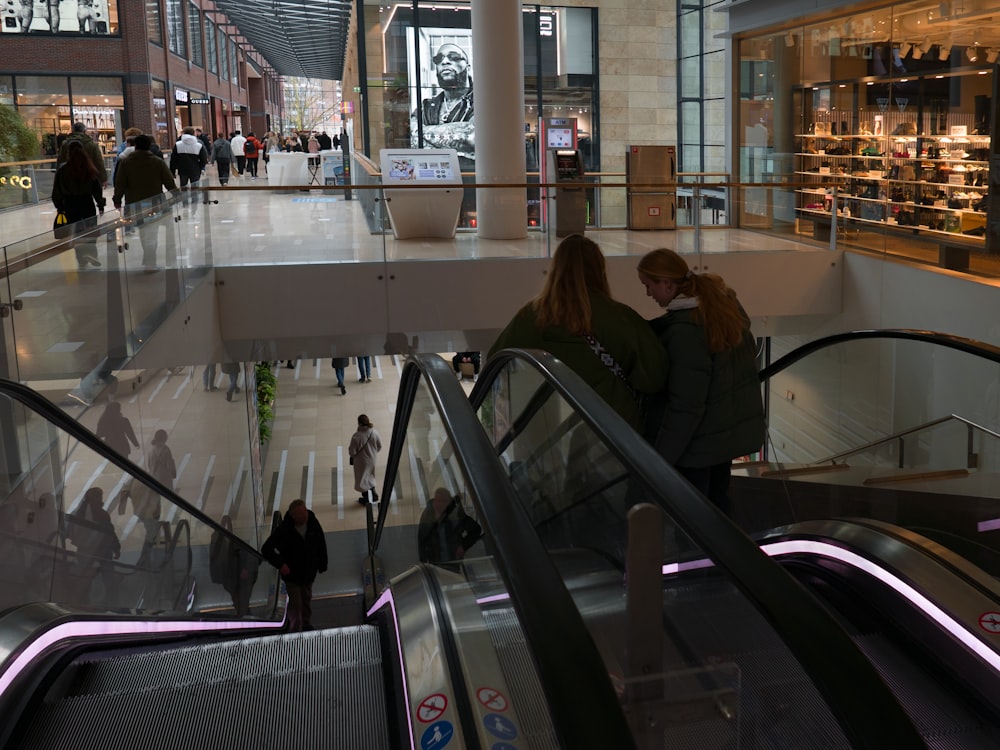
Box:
[489,234,667,429]
[636,248,765,515]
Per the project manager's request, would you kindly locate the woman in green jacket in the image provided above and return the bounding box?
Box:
[637,248,765,516]
[489,235,667,430]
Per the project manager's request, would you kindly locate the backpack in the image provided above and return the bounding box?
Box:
[244,140,255,156]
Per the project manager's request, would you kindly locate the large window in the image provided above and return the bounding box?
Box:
[188,2,203,68]
[218,28,229,81]
[230,40,240,86]
[206,19,218,74]
[166,0,186,57]
[147,0,162,45]
[152,79,169,148]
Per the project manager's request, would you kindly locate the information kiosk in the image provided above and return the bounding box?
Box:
[378,149,463,240]
[546,148,587,237]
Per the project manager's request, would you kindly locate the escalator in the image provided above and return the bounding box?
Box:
[3,342,995,748]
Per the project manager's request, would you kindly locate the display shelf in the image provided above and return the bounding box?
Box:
[795,119,990,242]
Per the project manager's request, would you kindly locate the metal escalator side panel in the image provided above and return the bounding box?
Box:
[759,519,1000,715]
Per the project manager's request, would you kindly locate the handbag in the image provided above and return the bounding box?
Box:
[53,211,71,239]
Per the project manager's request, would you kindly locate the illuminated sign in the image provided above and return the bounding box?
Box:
[539,12,554,37]
[0,175,33,190]
[190,98,209,105]
[175,89,189,103]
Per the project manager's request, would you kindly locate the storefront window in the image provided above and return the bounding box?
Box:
[147,0,162,45]
[230,40,239,86]
[15,77,69,107]
[152,79,170,149]
[0,76,13,107]
[737,0,997,254]
[188,2,203,68]
[70,77,124,155]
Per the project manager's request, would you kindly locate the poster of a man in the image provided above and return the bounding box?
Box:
[411,39,475,159]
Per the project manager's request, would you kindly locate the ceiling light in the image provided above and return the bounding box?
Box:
[899,41,912,57]
[912,45,924,59]
[939,44,952,60]
[987,48,999,63]
[967,46,979,61]
[785,31,795,48]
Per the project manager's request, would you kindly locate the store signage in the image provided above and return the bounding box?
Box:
[342,101,354,114]
[175,89,189,103]
[0,175,32,190]
[190,98,209,105]
[539,12,554,37]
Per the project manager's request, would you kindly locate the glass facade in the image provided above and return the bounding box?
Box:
[167,0,186,58]
[147,0,162,45]
[368,2,597,228]
[206,18,218,74]
[10,75,123,156]
[189,2,203,68]
[737,0,997,262]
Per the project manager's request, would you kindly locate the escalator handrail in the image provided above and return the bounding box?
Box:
[0,378,268,575]
[759,328,1000,381]
[473,348,926,749]
[374,354,636,749]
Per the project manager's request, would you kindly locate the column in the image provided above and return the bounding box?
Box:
[472,0,527,240]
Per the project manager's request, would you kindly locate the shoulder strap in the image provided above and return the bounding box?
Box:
[581,333,636,398]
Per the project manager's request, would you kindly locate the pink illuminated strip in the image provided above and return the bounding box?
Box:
[367,590,415,750]
[475,593,511,605]
[662,541,1000,674]
[977,518,1000,533]
[0,617,282,695]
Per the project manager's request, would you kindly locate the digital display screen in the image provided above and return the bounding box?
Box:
[547,128,574,148]
[556,152,580,178]
[386,155,455,181]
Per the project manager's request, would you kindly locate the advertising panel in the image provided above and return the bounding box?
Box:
[2,0,115,34]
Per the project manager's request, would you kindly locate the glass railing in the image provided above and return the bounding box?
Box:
[0,377,275,619]
[450,349,921,748]
[741,330,1000,567]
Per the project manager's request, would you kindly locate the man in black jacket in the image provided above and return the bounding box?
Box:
[261,499,328,631]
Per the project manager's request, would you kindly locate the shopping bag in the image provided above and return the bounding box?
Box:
[53,211,71,239]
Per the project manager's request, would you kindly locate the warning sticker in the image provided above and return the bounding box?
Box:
[979,612,1000,634]
[476,687,509,713]
[417,693,448,723]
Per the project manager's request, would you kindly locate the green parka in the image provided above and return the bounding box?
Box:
[489,293,668,430]
[645,303,765,467]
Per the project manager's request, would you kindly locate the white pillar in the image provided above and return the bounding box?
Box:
[472,0,527,240]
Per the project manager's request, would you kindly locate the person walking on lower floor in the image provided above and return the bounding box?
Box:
[230,131,247,176]
[357,355,372,383]
[261,499,328,631]
[209,133,233,186]
[221,361,241,401]
[331,357,349,395]
[349,414,382,505]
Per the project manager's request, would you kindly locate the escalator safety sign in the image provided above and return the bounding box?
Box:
[417,693,448,722]
[420,721,454,749]
[483,714,518,741]
[979,612,1000,633]
[477,687,509,712]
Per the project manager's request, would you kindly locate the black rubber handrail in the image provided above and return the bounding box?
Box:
[373,354,636,749]
[0,378,269,583]
[472,348,926,749]
[759,328,1000,381]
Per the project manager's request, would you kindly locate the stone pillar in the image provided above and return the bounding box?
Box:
[471,0,527,239]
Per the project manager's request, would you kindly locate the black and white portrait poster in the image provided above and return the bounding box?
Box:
[2,0,115,34]
[408,26,475,162]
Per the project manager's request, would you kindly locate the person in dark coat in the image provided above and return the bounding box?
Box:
[51,140,106,269]
[261,499,328,631]
[417,488,481,564]
[637,248,766,517]
[169,126,208,207]
[209,133,234,186]
[113,134,177,271]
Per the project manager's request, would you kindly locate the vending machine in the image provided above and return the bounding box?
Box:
[626,145,676,230]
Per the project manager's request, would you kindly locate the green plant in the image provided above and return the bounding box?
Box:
[255,362,277,443]
[0,103,39,162]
